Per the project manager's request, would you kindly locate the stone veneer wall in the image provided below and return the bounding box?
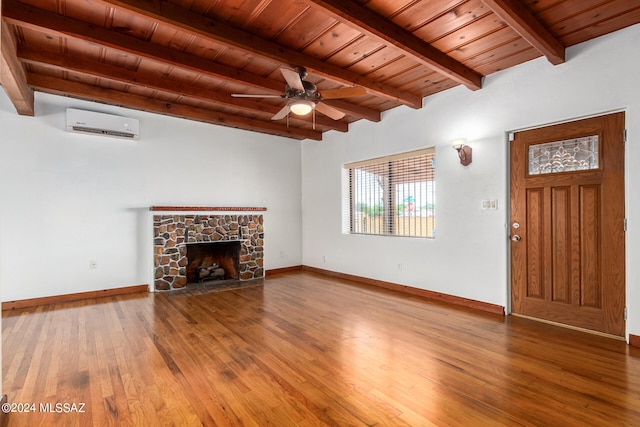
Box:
[153,214,264,290]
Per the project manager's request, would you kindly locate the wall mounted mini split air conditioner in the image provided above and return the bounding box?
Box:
[66,108,139,140]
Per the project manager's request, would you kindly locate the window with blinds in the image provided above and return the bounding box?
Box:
[344,148,435,238]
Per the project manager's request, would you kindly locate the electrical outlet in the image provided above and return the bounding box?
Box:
[89,260,97,269]
[397,263,403,271]
[323,255,327,263]
[280,250,285,258]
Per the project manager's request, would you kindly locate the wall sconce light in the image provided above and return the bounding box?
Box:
[451,138,472,166]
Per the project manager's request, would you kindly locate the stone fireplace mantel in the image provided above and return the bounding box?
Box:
[152,207,265,291]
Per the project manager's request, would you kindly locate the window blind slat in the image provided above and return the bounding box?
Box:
[344,147,435,169]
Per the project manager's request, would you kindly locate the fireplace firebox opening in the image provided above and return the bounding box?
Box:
[186,241,241,283]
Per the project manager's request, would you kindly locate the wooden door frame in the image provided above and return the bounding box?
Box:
[505,110,627,339]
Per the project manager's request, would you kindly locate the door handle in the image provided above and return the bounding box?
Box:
[511,235,521,242]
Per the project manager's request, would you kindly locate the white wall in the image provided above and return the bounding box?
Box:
[301,24,640,339]
[0,92,302,301]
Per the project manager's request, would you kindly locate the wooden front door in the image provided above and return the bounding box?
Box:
[510,112,625,336]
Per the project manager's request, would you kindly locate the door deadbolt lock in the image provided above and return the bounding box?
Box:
[512,222,520,229]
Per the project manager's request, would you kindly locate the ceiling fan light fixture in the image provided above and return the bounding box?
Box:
[290,100,314,116]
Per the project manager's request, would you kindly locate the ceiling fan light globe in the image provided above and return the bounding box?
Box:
[290,101,314,116]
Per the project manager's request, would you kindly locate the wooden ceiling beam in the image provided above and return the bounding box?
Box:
[2,0,283,93]
[0,18,34,115]
[96,0,422,109]
[322,99,381,122]
[4,0,377,124]
[27,74,323,141]
[481,0,565,65]
[305,0,483,91]
[17,46,348,133]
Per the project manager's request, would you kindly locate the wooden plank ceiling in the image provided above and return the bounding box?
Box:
[1,0,639,141]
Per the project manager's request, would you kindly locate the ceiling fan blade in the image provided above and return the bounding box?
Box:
[315,102,345,120]
[231,93,284,98]
[271,105,291,120]
[280,68,305,92]
[319,86,366,99]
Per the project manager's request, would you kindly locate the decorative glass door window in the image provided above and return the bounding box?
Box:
[528,135,599,175]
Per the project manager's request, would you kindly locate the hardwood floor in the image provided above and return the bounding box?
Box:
[3,271,640,426]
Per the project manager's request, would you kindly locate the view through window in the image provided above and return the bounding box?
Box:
[345,147,435,238]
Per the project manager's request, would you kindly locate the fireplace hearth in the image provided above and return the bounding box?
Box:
[153,214,264,290]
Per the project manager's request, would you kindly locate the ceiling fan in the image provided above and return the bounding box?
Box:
[231,67,366,121]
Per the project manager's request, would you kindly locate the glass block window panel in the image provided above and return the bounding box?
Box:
[528,135,599,175]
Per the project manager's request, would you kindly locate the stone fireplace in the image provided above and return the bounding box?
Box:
[153,213,264,290]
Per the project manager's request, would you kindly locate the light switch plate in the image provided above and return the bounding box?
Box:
[481,199,498,210]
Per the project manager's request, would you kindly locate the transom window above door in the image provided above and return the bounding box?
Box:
[528,135,599,175]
